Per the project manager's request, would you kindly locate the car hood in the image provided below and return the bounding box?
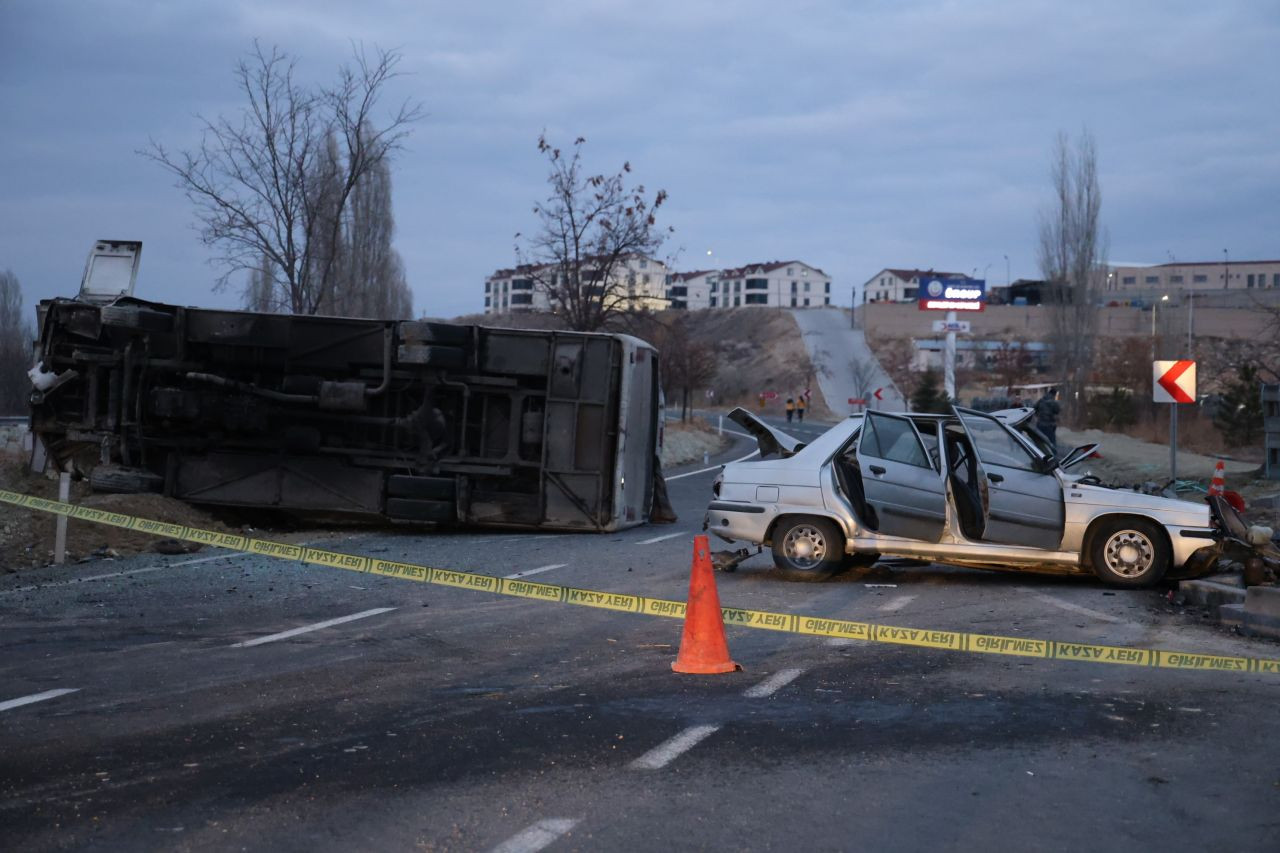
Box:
[726,407,806,459]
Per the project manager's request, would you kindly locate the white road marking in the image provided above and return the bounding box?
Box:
[231,607,397,648]
[504,563,567,579]
[1021,588,1125,624]
[878,594,917,613]
[630,724,721,770]
[0,687,79,712]
[491,818,580,853]
[636,531,686,545]
[743,667,804,698]
[664,447,761,481]
[826,638,857,647]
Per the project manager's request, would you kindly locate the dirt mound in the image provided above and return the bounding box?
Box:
[0,458,237,572]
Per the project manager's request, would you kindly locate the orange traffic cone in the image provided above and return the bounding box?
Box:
[1208,460,1226,496]
[672,535,741,674]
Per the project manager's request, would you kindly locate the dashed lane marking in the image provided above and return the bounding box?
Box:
[0,687,79,712]
[5,490,1279,678]
[490,818,580,853]
[1021,588,1126,624]
[879,594,917,613]
[630,724,721,770]
[230,607,397,648]
[636,531,687,545]
[743,667,804,698]
[504,563,568,580]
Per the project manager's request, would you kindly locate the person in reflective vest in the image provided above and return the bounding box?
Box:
[785,397,795,422]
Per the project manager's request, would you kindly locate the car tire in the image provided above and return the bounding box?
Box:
[1089,516,1170,587]
[771,515,845,582]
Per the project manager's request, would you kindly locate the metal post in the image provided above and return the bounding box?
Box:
[717,414,723,436]
[943,309,957,400]
[1170,404,1178,483]
[54,471,70,565]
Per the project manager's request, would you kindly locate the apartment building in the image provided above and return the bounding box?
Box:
[484,255,669,315]
[665,269,718,310]
[860,267,966,303]
[703,260,831,309]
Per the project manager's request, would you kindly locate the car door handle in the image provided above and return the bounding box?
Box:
[869,465,886,476]
[987,472,1004,483]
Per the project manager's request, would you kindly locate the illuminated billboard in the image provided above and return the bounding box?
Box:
[918,277,985,312]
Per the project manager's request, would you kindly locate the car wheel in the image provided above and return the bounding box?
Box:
[1089,517,1170,587]
[771,516,844,582]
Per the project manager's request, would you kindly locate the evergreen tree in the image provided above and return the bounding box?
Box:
[1213,363,1263,446]
[910,368,950,414]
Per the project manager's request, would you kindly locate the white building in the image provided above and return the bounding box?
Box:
[860,267,965,304]
[706,261,831,309]
[666,269,718,310]
[484,255,669,315]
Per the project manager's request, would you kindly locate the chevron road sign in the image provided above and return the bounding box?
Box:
[1153,360,1196,404]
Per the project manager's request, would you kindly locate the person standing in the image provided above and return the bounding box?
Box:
[785,397,795,423]
[1034,387,1061,455]
[796,394,806,422]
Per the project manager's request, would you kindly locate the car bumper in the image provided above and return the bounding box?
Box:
[704,501,772,545]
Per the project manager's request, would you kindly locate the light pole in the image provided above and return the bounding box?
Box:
[1003,254,1010,287]
[1223,248,1229,290]
[1152,293,1168,357]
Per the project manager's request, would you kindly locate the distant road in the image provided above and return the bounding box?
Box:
[789,307,906,413]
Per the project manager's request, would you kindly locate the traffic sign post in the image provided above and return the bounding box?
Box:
[1154,360,1196,481]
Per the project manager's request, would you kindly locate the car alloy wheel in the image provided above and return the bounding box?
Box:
[1102,529,1155,578]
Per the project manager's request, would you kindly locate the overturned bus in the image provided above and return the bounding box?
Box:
[28,241,669,531]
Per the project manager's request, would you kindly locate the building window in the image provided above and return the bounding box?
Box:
[1274,274,1280,288]
[1248,274,1256,288]
[824,296,830,305]
[484,296,491,307]
[803,298,810,306]
[1193,274,1207,283]
[710,296,717,307]
[1122,276,1136,285]
[745,278,768,290]
[786,267,793,275]
[790,297,797,306]
[904,287,918,299]
[745,293,768,305]
[734,296,740,307]
[639,259,647,269]
[790,281,797,292]
[510,293,532,305]
[804,282,810,292]
[485,281,491,292]
[1144,275,1159,284]
[734,281,741,293]
[643,274,650,284]
[824,282,830,293]
[1169,275,1183,283]
[512,278,533,290]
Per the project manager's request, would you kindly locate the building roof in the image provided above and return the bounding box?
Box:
[669,269,718,282]
[718,260,829,279]
[1113,260,1280,269]
[883,267,965,281]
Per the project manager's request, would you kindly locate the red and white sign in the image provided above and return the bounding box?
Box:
[1153,360,1196,404]
[848,397,866,405]
[873,387,884,401]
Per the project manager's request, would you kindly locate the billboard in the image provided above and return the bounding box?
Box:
[918,277,985,312]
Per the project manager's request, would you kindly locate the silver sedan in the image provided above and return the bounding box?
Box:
[705,406,1239,586]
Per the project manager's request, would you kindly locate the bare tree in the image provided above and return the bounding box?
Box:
[989,329,1034,397]
[847,356,881,412]
[1037,129,1107,424]
[518,135,669,332]
[0,270,35,414]
[144,42,422,314]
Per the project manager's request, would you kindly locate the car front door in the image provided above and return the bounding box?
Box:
[953,407,1064,550]
[855,411,946,542]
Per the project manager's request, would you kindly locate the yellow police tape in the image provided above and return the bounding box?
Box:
[5,488,1278,676]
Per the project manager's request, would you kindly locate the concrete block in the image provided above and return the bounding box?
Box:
[1178,578,1247,616]
[1219,603,1244,628]
[1241,585,1280,640]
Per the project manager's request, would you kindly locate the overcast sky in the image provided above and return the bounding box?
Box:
[1,0,1277,319]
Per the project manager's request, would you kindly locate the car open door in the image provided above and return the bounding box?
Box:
[855,411,946,542]
[953,407,1064,550]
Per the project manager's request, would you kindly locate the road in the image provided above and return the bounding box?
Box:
[790,307,906,413]
[2,420,1278,852]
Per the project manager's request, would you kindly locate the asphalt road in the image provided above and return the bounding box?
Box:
[2,420,1278,852]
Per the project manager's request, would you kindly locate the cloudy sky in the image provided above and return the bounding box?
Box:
[1,0,1277,319]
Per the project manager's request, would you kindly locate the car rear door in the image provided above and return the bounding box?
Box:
[953,407,1064,550]
[855,411,946,542]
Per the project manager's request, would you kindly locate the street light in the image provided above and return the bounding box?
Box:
[1152,293,1168,356]
[1003,254,1010,287]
